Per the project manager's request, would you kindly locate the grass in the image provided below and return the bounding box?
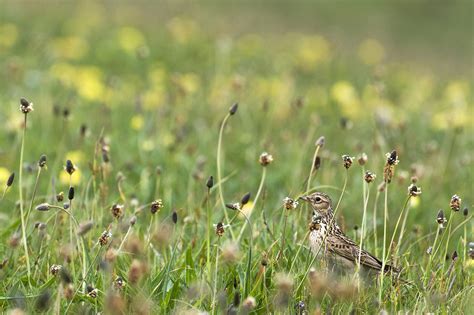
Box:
[0,4,473,314]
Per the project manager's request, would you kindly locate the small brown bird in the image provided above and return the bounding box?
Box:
[300,192,399,275]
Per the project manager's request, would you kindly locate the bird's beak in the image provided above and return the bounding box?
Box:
[298,195,309,202]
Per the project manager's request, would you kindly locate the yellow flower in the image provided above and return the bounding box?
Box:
[295,35,330,70]
[60,168,82,186]
[444,80,469,106]
[0,24,18,48]
[65,150,85,164]
[174,73,200,95]
[410,196,420,208]
[358,39,385,65]
[240,201,254,218]
[141,139,155,152]
[331,81,361,119]
[118,27,146,54]
[0,167,11,187]
[167,17,198,44]
[142,88,166,110]
[51,36,89,60]
[130,115,145,131]
[75,66,104,101]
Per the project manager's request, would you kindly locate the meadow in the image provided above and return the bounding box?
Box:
[0,2,472,314]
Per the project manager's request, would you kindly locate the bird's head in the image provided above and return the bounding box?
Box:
[299,192,333,216]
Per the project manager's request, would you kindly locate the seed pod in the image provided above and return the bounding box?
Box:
[20,98,30,108]
[215,222,225,237]
[150,199,163,214]
[314,156,321,170]
[68,187,74,200]
[225,203,240,211]
[36,203,51,211]
[342,155,354,169]
[387,150,398,165]
[450,195,461,211]
[463,207,468,216]
[80,124,88,137]
[233,292,241,307]
[38,154,47,168]
[259,152,273,166]
[229,103,238,115]
[6,173,14,187]
[56,192,64,202]
[172,211,178,224]
[65,160,75,175]
[206,176,214,189]
[315,136,325,147]
[240,192,251,206]
[452,250,458,261]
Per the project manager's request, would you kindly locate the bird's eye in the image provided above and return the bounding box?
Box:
[315,197,321,202]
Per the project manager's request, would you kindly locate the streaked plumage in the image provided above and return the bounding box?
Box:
[301,192,399,274]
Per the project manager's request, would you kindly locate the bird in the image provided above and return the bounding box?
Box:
[299,192,399,275]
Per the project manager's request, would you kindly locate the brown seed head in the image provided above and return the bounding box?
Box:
[364,171,376,183]
[50,264,62,276]
[38,154,47,168]
[283,197,299,210]
[341,155,354,169]
[358,153,368,166]
[408,184,422,197]
[215,222,226,237]
[20,97,34,113]
[111,204,124,219]
[450,194,461,211]
[259,152,273,166]
[99,230,112,246]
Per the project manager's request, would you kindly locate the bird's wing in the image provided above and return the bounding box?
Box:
[326,233,384,271]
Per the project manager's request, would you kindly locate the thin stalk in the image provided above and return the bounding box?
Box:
[117,224,132,254]
[162,226,180,301]
[334,169,348,215]
[385,196,411,262]
[1,186,10,201]
[442,211,455,269]
[373,190,381,256]
[424,227,441,287]
[396,197,415,257]
[233,208,253,298]
[146,214,156,251]
[19,113,31,286]
[379,184,389,304]
[237,167,266,241]
[206,188,212,283]
[64,247,102,313]
[306,144,322,194]
[25,167,42,227]
[277,209,289,260]
[289,231,310,274]
[357,178,370,270]
[211,238,220,314]
[216,113,234,238]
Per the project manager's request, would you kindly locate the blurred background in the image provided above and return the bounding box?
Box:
[0,0,472,214]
